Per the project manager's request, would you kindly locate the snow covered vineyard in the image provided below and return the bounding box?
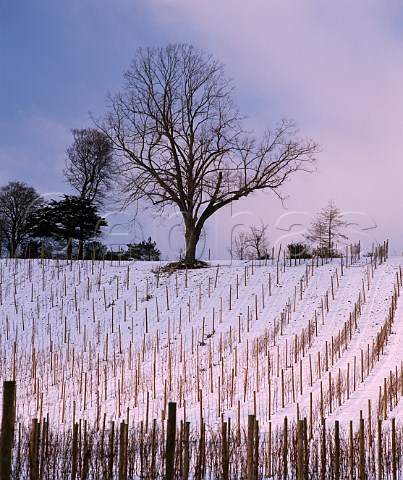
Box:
[1,250,403,477]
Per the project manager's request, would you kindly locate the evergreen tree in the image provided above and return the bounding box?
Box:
[127,237,161,261]
[28,195,107,259]
[84,241,108,260]
[287,242,311,259]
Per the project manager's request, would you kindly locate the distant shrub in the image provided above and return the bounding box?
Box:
[127,237,161,261]
[84,241,108,260]
[287,242,312,259]
[107,237,161,262]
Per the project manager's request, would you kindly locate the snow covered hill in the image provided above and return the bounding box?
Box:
[0,253,401,434]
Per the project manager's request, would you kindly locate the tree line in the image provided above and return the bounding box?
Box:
[0,128,114,258]
[1,43,322,264]
[231,200,350,261]
[0,129,160,260]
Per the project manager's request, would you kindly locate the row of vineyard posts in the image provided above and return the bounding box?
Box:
[1,381,402,479]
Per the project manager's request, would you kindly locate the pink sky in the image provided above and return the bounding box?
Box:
[1,0,403,257]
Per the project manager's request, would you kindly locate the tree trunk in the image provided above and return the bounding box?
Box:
[67,239,73,261]
[184,222,199,266]
[78,223,85,260]
[78,240,84,260]
[328,228,331,257]
[8,242,17,258]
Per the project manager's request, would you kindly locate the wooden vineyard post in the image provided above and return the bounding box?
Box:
[254,419,259,480]
[71,422,79,480]
[183,421,190,480]
[297,419,304,480]
[268,376,271,421]
[151,419,157,478]
[377,419,382,480]
[320,382,324,419]
[283,416,288,480]
[359,417,365,480]
[321,418,326,480]
[309,392,313,440]
[119,421,128,480]
[247,415,255,480]
[83,419,90,479]
[30,418,40,480]
[267,422,272,478]
[335,420,340,480]
[349,421,354,479]
[166,402,177,480]
[237,401,241,445]
[215,265,219,288]
[179,421,184,475]
[39,417,48,480]
[391,417,397,480]
[199,421,206,479]
[108,421,115,480]
[222,421,229,480]
[281,369,285,409]
[303,418,308,479]
[300,360,303,396]
[0,381,16,480]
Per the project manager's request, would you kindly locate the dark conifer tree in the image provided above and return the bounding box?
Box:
[28,195,107,259]
[127,237,161,261]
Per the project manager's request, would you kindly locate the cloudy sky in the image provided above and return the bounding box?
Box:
[1,0,403,258]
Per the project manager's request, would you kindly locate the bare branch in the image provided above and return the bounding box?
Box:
[305,200,348,257]
[64,128,116,205]
[95,44,319,265]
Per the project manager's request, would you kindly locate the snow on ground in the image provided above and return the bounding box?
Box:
[0,253,401,433]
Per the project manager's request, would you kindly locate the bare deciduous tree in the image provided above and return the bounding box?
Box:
[231,224,270,260]
[248,224,270,259]
[98,44,319,266]
[0,181,41,257]
[231,231,249,260]
[64,128,115,205]
[305,200,348,257]
[64,128,114,258]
